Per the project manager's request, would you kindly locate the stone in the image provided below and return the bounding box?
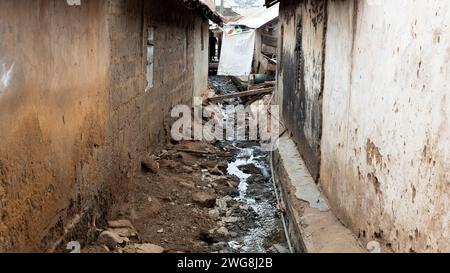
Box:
[198,230,216,245]
[225,209,233,217]
[216,162,229,174]
[247,174,265,184]
[216,199,228,212]
[216,227,229,236]
[192,192,216,208]
[222,216,240,223]
[273,244,290,253]
[135,243,164,254]
[107,228,138,238]
[238,164,261,175]
[98,231,125,249]
[157,228,164,233]
[239,205,250,211]
[141,158,159,174]
[108,219,135,230]
[210,166,224,176]
[208,209,220,220]
[182,166,194,174]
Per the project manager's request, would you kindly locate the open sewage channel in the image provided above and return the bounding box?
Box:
[82,76,289,254]
[210,76,288,253]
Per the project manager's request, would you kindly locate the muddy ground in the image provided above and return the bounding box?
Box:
[83,76,288,253]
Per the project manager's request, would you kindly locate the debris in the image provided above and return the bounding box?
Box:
[222,216,241,223]
[228,241,243,251]
[208,87,274,103]
[141,158,160,174]
[132,243,164,254]
[192,192,216,208]
[273,244,290,253]
[208,209,221,220]
[198,231,216,245]
[210,166,224,176]
[107,227,138,238]
[216,198,228,212]
[238,164,262,175]
[108,220,135,230]
[216,227,229,237]
[98,231,126,249]
[216,162,229,174]
[175,149,215,155]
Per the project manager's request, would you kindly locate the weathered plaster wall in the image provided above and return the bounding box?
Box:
[0,0,206,252]
[278,0,327,179]
[321,0,450,252]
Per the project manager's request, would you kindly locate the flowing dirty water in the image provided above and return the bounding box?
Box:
[211,76,288,253]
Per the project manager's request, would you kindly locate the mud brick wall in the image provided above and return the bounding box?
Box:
[0,0,208,252]
[0,0,112,252]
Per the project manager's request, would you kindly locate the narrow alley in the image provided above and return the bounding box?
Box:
[83,76,288,253]
[0,0,448,257]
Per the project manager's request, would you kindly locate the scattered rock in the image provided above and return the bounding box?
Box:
[216,199,228,212]
[159,159,177,169]
[208,209,220,220]
[133,243,164,253]
[216,227,229,237]
[182,166,194,174]
[216,162,229,174]
[210,166,224,176]
[247,174,266,184]
[225,209,233,217]
[273,244,290,253]
[98,231,126,249]
[222,216,240,223]
[198,230,216,245]
[238,164,261,175]
[141,158,159,174]
[227,175,241,184]
[108,219,135,230]
[239,205,250,211]
[192,192,216,208]
[107,227,138,238]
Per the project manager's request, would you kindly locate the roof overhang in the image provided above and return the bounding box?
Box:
[265,0,280,8]
[182,0,224,24]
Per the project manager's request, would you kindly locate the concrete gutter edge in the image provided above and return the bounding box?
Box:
[272,136,366,253]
